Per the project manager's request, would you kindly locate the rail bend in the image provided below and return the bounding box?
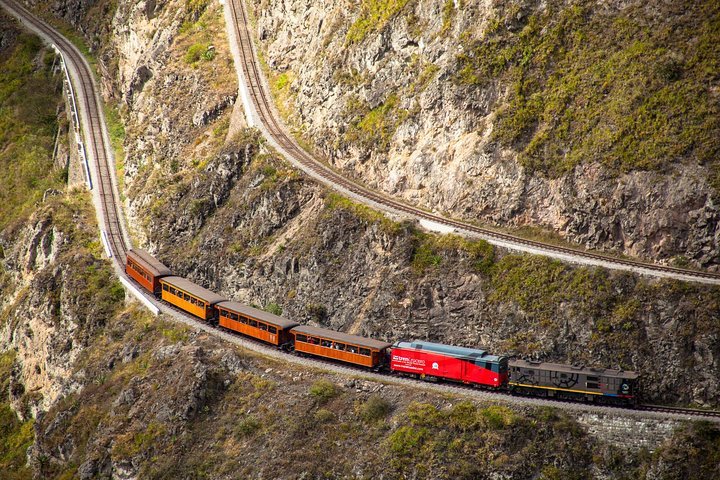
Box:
[3,1,720,422]
[222,0,720,286]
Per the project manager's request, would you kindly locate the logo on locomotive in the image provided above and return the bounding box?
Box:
[432,362,439,370]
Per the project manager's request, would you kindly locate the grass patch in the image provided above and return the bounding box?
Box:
[346,0,414,44]
[0,32,65,229]
[411,232,495,274]
[0,404,33,480]
[344,94,408,153]
[324,192,404,234]
[455,1,720,183]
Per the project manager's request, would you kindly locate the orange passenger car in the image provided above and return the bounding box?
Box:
[290,325,392,368]
[125,249,172,295]
[159,276,226,321]
[216,301,298,346]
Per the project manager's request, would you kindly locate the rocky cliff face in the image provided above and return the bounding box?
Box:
[21,0,720,407]
[3,3,720,479]
[249,0,720,269]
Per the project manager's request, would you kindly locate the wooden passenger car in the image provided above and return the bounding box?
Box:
[125,249,172,295]
[159,276,226,321]
[290,325,391,368]
[216,301,298,346]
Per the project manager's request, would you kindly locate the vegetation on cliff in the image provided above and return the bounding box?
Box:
[461,0,719,182]
[0,23,64,230]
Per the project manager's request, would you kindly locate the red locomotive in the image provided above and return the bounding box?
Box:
[390,340,508,388]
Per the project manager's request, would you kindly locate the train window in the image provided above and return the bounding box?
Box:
[259,323,268,331]
[586,382,599,389]
[230,313,239,321]
[321,340,331,348]
[169,287,177,295]
[268,326,277,334]
[359,348,371,356]
[307,336,318,345]
[163,284,169,291]
[249,319,258,327]
[219,310,226,318]
[332,342,346,351]
[296,334,307,343]
[239,315,248,324]
[184,293,191,302]
[347,345,357,354]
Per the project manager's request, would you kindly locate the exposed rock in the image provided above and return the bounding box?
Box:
[250,0,720,269]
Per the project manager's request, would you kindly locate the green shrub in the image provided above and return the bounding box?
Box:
[234,416,261,438]
[359,395,391,422]
[387,425,427,456]
[184,43,214,65]
[309,380,339,404]
[0,33,64,229]
[264,302,283,316]
[305,303,328,322]
[314,409,335,423]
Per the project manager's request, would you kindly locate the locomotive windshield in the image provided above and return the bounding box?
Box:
[499,358,508,375]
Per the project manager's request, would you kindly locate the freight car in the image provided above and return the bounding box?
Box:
[124,251,640,404]
[508,359,640,405]
[390,340,508,388]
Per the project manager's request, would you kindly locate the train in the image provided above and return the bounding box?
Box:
[126,248,640,406]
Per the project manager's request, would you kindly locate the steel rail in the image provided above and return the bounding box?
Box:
[225,0,720,285]
[0,0,129,263]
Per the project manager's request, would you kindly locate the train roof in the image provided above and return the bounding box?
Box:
[127,248,172,277]
[160,276,226,305]
[217,301,299,329]
[509,359,639,380]
[290,325,392,351]
[394,340,506,363]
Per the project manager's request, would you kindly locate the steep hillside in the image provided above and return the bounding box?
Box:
[2,4,720,479]
[19,0,720,408]
[250,0,720,270]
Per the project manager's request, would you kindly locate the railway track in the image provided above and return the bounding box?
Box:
[3,0,720,424]
[224,0,720,286]
[0,0,130,263]
[133,283,720,423]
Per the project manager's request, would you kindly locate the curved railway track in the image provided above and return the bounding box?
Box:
[0,0,129,262]
[225,0,720,286]
[3,0,720,423]
[151,290,720,423]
